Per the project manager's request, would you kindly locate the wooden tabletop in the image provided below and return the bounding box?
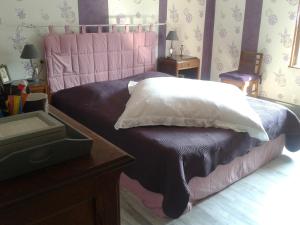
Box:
[160,55,199,62]
[0,105,134,208]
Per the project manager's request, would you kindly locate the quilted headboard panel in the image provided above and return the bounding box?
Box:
[44,27,157,93]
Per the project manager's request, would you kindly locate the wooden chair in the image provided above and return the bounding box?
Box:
[219,51,263,97]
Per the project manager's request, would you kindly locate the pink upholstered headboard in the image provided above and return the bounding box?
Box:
[44,26,157,93]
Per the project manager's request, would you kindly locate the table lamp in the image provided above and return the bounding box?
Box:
[166,31,179,57]
[20,44,39,82]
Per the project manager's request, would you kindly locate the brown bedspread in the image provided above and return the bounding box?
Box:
[52,72,300,218]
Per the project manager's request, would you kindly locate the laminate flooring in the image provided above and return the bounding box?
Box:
[120,149,300,225]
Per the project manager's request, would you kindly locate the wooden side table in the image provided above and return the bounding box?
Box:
[158,55,201,79]
[0,106,134,225]
[28,81,48,94]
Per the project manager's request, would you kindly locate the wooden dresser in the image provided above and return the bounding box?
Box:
[157,55,201,79]
[0,106,134,225]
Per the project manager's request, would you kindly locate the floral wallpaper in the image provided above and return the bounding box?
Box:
[210,0,246,81]
[167,0,206,69]
[1,0,298,105]
[0,0,78,80]
[258,0,300,105]
[108,0,159,25]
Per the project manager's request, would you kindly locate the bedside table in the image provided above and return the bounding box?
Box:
[28,81,48,94]
[158,55,201,79]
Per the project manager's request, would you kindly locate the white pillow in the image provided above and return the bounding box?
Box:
[115,77,269,142]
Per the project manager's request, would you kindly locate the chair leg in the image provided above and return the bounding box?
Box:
[221,79,259,97]
[248,81,259,97]
[242,81,250,95]
[254,81,259,97]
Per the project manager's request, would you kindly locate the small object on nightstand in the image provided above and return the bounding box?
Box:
[11,80,28,94]
[158,55,201,79]
[180,45,184,57]
[27,82,49,111]
[23,93,48,113]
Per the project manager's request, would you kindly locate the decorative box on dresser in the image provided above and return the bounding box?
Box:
[158,55,201,79]
[0,105,134,225]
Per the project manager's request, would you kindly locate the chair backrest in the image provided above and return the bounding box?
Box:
[238,51,263,76]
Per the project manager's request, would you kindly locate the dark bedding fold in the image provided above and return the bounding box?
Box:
[52,72,300,218]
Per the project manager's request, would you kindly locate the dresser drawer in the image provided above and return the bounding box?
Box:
[33,200,95,225]
[0,176,96,225]
[177,58,199,69]
[157,56,201,79]
[29,86,46,93]
[29,83,47,94]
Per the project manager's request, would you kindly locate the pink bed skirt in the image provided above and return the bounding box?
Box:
[120,134,285,217]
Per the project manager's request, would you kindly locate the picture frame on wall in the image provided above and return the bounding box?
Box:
[0,64,11,84]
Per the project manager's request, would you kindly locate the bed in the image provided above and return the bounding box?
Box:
[44,27,300,218]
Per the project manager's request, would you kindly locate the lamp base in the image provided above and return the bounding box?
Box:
[28,59,39,84]
[168,47,174,58]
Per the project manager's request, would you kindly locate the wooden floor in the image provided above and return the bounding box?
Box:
[120,149,300,225]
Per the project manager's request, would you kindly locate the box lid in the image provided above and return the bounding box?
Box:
[0,111,65,154]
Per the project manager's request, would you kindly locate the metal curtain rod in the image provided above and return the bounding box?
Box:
[4,22,167,29]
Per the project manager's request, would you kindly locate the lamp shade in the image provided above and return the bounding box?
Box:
[166,31,179,41]
[20,44,39,59]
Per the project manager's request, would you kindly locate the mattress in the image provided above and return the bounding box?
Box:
[51,72,300,218]
[120,134,285,217]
